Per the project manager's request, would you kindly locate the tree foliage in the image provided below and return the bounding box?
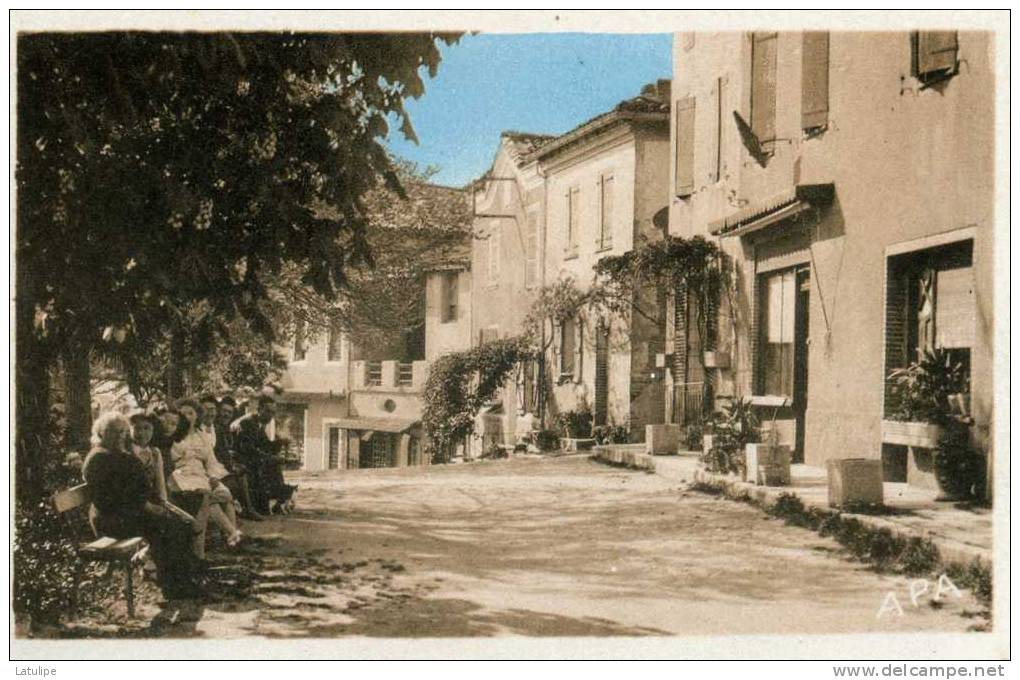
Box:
[15,31,460,501]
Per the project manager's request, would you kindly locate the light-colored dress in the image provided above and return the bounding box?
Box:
[169,431,229,493]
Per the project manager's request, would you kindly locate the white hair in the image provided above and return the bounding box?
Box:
[90,411,131,449]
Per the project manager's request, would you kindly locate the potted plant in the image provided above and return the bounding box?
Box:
[884,348,969,448]
[556,408,595,451]
[701,397,759,476]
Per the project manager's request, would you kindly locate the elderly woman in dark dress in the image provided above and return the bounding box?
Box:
[82,412,202,601]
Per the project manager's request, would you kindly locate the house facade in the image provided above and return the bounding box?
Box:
[529,83,672,438]
[668,31,994,489]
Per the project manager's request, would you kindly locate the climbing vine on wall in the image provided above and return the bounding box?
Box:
[422,336,535,463]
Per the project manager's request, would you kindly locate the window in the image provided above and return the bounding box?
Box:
[441,271,458,323]
[525,212,539,288]
[559,318,576,375]
[757,270,796,398]
[884,240,974,416]
[597,174,614,250]
[327,320,343,362]
[750,31,778,152]
[397,362,414,387]
[801,31,830,130]
[674,96,696,197]
[365,361,382,386]
[487,227,500,285]
[565,186,580,255]
[911,31,958,84]
[292,318,307,362]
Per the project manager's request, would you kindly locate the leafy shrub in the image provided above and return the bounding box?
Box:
[935,423,985,500]
[868,528,905,569]
[769,493,808,526]
[592,424,630,445]
[535,429,560,451]
[888,347,968,424]
[684,424,703,451]
[556,408,593,439]
[899,537,941,576]
[12,501,121,629]
[700,397,759,475]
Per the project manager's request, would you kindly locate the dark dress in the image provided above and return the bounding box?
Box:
[236,418,291,513]
[82,446,200,599]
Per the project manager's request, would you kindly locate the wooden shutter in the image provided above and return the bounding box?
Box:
[916,31,958,77]
[598,174,614,248]
[594,325,609,426]
[750,272,761,394]
[801,31,829,130]
[751,32,778,150]
[709,77,726,184]
[883,261,910,417]
[525,213,538,288]
[675,96,696,197]
[574,318,584,383]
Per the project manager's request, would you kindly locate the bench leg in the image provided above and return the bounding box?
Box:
[124,562,135,618]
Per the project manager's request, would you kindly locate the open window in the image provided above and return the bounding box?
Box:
[883,239,974,417]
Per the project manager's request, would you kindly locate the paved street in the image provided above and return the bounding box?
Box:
[139,456,985,638]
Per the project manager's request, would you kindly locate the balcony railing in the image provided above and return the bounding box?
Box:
[365,361,383,386]
[397,362,414,386]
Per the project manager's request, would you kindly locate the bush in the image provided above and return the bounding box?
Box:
[593,424,630,445]
[899,537,941,576]
[685,424,703,451]
[935,423,985,500]
[556,409,593,439]
[535,429,560,451]
[12,501,122,629]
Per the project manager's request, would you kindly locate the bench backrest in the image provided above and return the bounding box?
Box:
[52,483,89,514]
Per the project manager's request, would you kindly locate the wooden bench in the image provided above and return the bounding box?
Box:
[52,483,149,617]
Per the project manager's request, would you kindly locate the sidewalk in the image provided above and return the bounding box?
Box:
[592,445,992,570]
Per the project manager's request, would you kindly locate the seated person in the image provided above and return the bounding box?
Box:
[82,412,202,601]
[236,395,296,514]
[213,396,263,520]
[169,398,243,547]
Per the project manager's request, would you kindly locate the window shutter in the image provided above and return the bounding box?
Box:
[673,283,689,385]
[750,273,761,394]
[916,31,958,77]
[709,77,726,184]
[801,31,829,130]
[883,263,910,417]
[751,32,778,150]
[525,213,538,288]
[675,96,696,197]
[574,318,584,383]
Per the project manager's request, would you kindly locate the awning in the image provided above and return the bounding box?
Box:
[710,183,834,238]
[335,416,418,434]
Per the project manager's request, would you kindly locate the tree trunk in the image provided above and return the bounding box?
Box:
[14,273,51,504]
[166,326,186,401]
[62,344,93,452]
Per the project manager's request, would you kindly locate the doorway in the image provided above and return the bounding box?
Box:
[792,268,811,463]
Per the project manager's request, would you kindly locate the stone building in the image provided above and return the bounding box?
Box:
[468,83,673,447]
[667,31,994,491]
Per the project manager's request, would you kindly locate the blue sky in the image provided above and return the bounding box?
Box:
[385,33,672,187]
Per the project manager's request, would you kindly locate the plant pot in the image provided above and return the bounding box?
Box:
[645,424,681,455]
[827,458,883,508]
[745,442,791,485]
[881,420,943,448]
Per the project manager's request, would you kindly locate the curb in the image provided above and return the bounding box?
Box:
[690,468,991,572]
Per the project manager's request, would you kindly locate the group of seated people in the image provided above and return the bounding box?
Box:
[80,391,296,601]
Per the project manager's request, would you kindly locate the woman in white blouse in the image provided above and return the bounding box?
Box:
[169,398,243,547]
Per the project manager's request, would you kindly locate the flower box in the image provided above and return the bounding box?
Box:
[881,420,943,448]
[559,437,596,452]
[744,442,791,486]
[645,424,681,455]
